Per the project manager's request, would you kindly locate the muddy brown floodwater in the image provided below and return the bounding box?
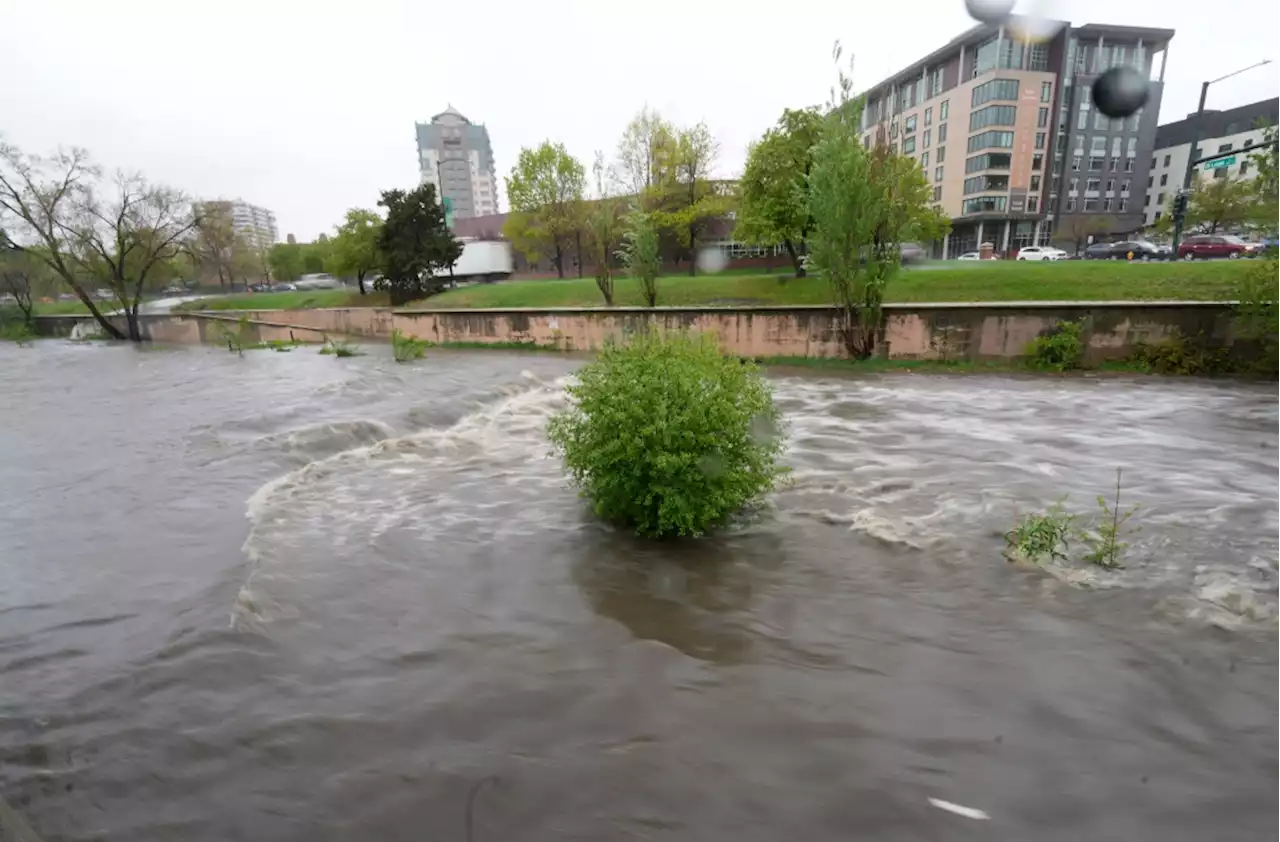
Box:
[0,342,1275,841]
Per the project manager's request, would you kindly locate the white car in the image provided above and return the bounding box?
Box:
[957,252,981,261]
[1016,246,1067,261]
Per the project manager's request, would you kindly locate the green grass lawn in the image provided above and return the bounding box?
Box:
[421,261,1251,309]
[165,261,1252,313]
[31,299,108,315]
[174,289,390,311]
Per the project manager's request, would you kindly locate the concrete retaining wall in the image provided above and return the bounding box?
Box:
[35,301,1243,364]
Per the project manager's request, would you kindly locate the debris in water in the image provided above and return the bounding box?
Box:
[928,797,990,820]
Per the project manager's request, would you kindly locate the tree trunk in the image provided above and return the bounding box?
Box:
[554,239,565,279]
[784,239,805,277]
[357,271,367,295]
[125,307,142,342]
[688,223,697,277]
[76,290,127,340]
[575,230,583,278]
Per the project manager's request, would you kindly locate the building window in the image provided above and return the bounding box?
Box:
[1035,132,1046,150]
[1077,101,1090,129]
[923,129,932,148]
[902,136,916,153]
[1118,198,1128,212]
[924,107,933,126]
[938,124,948,142]
[935,166,944,182]
[1084,198,1099,211]
[1163,153,1171,167]
[1088,156,1104,171]
[1032,153,1043,170]
[1159,173,1167,186]
[1086,178,1101,193]
[1108,158,1118,172]
[1120,179,1130,194]
[940,100,949,120]
[1094,110,1109,131]
[1124,157,1134,172]
[971,78,1020,107]
[1218,143,1233,153]
[1029,44,1048,71]
[964,174,1009,194]
[1066,197,1077,212]
[891,120,899,138]
[933,186,943,202]
[965,152,1012,173]
[931,68,944,98]
[1213,167,1228,180]
[1111,136,1122,157]
[1103,197,1113,211]
[1154,210,1162,220]
[1127,137,1137,157]
[1031,174,1041,191]
[921,151,929,168]
[1071,155,1082,171]
[1090,136,1106,155]
[1027,196,1039,212]
[1037,107,1049,128]
[1145,193,1151,206]
[905,115,917,134]
[1129,108,1142,132]
[1105,178,1115,193]
[937,146,946,163]
[962,196,1007,214]
[1041,81,1053,103]
[969,105,1017,132]
[966,130,1015,152]
[1068,177,1079,193]
[1241,161,1251,176]
[1156,191,1165,205]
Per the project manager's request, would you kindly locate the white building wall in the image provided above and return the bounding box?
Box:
[1143,127,1269,226]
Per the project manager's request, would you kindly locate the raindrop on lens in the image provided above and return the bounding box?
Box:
[964,0,1015,24]
[697,247,728,274]
[1092,67,1149,118]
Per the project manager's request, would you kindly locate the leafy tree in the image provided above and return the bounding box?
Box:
[301,234,332,275]
[0,242,36,325]
[1054,214,1117,254]
[192,203,239,289]
[0,141,198,340]
[651,123,732,276]
[586,152,625,305]
[268,242,304,281]
[616,107,675,200]
[737,107,824,276]
[1185,174,1254,234]
[330,208,382,294]
[376,183,462,306]
[547,330,785,538]
[618,207,661,306]
[503,141,586,278]
[807,43,948,358]
[1245,122,1278,234]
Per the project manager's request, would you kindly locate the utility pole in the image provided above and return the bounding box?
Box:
[1171,60,1271,251]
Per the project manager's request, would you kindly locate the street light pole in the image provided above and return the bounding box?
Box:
[1172,59,1271,251]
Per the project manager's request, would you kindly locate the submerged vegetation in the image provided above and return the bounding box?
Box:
[1006,469,1142,570]
[548,330,786,538]
[391,328,429,362]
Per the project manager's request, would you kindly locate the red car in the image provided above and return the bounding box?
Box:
[1177,234,1261,260]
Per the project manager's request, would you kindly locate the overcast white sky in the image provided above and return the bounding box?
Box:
[2,0,1276,240]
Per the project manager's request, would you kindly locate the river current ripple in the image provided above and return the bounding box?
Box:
[1,342,1275,841]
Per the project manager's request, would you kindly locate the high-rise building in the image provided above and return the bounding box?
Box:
[1142,97,1278,227]
[197,199,278,249]
[415,106,498,220]
[857,20,1174,256]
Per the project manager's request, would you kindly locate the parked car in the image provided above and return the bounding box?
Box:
[899,242,926,264]
[1083,241,1118,260]
[1015,246,1068,261]
[1177,234,1261,260]
[293,273,345,290]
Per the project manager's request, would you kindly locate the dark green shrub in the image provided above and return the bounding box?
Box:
[1128,333,1234,375]
[1004,501,1074,564]
[319,338,359,357]
[1025,320,1083,371]
[1234,256,1278,372]
[547,330,786,538]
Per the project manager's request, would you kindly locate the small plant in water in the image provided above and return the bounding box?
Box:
[1081,467,1139,569]
[1005,499,1074,564]
[217,315,255,355]
[258,338,302,352]
[319,337,359,357]
[1024,320,1083,372]
[391,328,429,362]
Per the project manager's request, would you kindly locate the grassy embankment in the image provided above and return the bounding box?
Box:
[168,261,1249,312]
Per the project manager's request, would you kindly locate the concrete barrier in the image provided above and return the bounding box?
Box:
[34,301,1245,364]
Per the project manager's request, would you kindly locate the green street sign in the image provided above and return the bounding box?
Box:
[1203,156,1235,170]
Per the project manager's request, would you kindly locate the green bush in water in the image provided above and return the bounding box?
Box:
[548,329,786,538]
[391,328,429,362]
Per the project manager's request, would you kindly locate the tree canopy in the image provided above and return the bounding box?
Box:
[329,208,382,294]
[503,141,586,278]
[376,183,462,306]
[737,107,824,276]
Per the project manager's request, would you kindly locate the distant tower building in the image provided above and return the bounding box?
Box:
[197,199,279,248]
[415,105,498,220]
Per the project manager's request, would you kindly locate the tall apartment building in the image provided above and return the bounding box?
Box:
[858,20,1174,256]
[197,199,279,249]
[415,106,498,221]
[1142,96,1278,227]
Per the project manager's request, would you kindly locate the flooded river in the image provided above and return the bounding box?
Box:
[1,342,1275,841]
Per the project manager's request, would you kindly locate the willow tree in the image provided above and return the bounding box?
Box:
[807,44,948,358]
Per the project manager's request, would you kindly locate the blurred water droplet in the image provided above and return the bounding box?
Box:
[697,453,726,479]
[965,0,1015,24]
[1007,12,1063,43]
[1092,67,1149,118]
[696,247,729,274]
[749,413,779,447]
